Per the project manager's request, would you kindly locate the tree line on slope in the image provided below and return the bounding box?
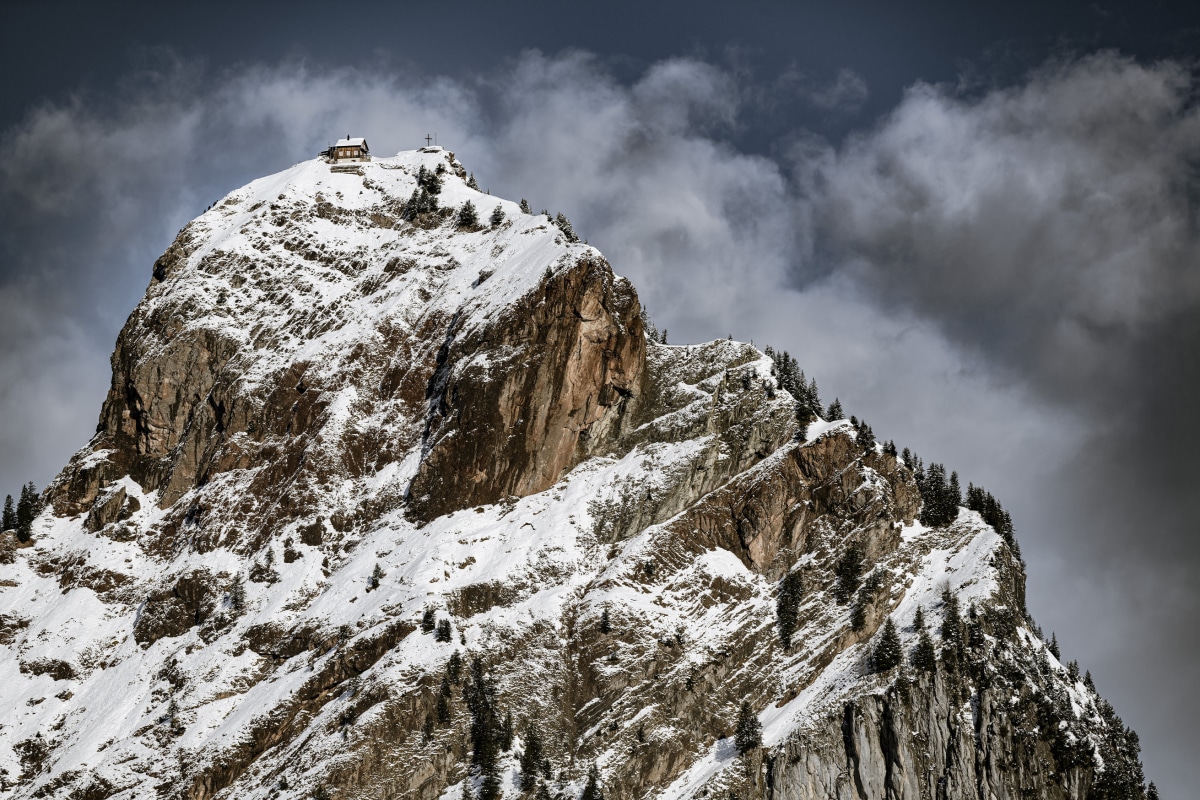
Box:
[876,587,1148,797]
[398,162,583,244]
[2,482,41,544]
[750,347,1154,792]
[319,616,1157,799]
[413,649,565,800]
[766,341,1021,551]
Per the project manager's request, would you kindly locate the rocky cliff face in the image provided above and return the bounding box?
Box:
[0,150,1148,800]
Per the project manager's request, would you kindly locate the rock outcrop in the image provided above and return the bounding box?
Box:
[407,256,645,520]
[0,150,1148,800]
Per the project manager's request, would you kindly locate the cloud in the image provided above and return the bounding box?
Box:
[804,67,870,111]
[766,65,870,117]
[802,53,1200,408]
[0,48,1193,791]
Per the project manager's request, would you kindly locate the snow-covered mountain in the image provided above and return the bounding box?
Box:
[0,148,1148,800]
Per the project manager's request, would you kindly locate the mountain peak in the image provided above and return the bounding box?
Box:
[0,153,1148,800]
[51,146,640,523]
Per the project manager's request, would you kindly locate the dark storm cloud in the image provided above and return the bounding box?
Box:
[0,49,1192,792]
[802,53,1200,407]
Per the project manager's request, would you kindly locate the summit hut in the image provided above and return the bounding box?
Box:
[324,136,370,163]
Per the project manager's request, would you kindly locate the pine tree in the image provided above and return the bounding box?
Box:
[489,204,505,226]
[499,710,514,751]
[1088,699,1147,800]
[940,588,963,672]
[421,608,436,634]
[229,574,245,611]
[435,618,453,642]
[827,398,844,420]
[833,543,864,603]
[1035,645,1050,676]
[913,627,937,673]
[923,463,945,525]
[776,570,804,648]
[553,212,580,243]
[580,765,604,800]
[919,463,957,527]
[479,772,502,800]
[464,657,500,771]
[599,605,611,634]
[519,198,532,214]
[734,701,762,754]
[892,663,912,699]
[519,723,543,789]
[966,604,986,651]
[949,471,962,507]
[461,778,474,800]
[467,172,480,190]
[910,606,936,671]
[849,598,866,631]
[15,483,39,543]
[417,165,442,195]
[787,371,818,428]
[457,200,479,228]
[857,421,876,451]
[368,562,383,591]
[872,617,902,672]
[447,650,463,683]
[795,400,816,429]
[1147,782,1159,800]
[402,188,421,220]
[1049,632,1060,659]
[403,187,439,220]
[2,495,14,532]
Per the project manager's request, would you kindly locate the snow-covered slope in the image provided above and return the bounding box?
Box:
[0,150,1147,800]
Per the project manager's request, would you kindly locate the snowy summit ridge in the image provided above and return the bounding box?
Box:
[0,147,1149,800]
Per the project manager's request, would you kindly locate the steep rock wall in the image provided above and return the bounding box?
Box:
[407,256,645,520]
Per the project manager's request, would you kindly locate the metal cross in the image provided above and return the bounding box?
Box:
[425,134,433,146]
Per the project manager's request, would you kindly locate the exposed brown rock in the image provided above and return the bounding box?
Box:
[19,658,77,681]
[181,620,415,800]
[133,568,218,645]
[407,257,645,520]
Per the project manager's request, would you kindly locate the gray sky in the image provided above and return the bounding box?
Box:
[1,2,1196,793]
